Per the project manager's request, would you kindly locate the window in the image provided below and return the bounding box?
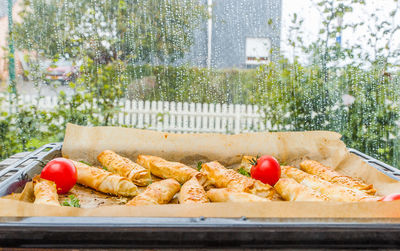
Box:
[0,0,399,170]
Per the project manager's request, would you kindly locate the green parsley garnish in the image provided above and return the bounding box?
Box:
[196,161,203,171]
[238,167,251,177]
[102,166,108,171]
[62,195,81,208]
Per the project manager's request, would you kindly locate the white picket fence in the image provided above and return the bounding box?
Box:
[2,94,269,134]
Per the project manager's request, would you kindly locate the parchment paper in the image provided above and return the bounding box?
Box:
[62,123,348,169]
[62,123,400,195]
[1,123,400,217]
[1,198,400,218]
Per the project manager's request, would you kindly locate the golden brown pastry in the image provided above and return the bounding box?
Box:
[33,176,60,207]
[281,166,376,202]
[274,177,328,201]
[126,178,181,206]
[201,161,275,199]
[137,155,206,184]
[179,175,209,204]
[97,150,151,186]
[72,160,138,197]
[239,155,256,173]
[300,160,376,195]
[207,188,270,202]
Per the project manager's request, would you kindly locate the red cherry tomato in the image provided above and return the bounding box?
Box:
[379,193,400,201]
[40,158,77,194]
[250,155,281,186]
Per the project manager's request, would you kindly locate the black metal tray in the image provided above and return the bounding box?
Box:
[0,143,400,248]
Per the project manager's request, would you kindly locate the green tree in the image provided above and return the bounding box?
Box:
[14,0,207,64]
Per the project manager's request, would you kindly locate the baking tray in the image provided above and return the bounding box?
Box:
[0,143,400,248]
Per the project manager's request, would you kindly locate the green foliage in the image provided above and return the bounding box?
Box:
[0,110,20,160]
[125,65,259,104]
[252,60,400,168]
[45,58,130,137]
[237,167,251,177]
[1,0,399,172]
[62,195,81,208]
[1,63,399,169]
[0,95,56,159]
[196,161,203,171]
[14,0,207,64]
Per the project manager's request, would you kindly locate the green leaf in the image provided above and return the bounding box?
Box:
[196,161,202,171]
[62,195,81,208]
[237,168,251,177]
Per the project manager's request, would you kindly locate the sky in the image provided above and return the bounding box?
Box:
[280,0,400,65]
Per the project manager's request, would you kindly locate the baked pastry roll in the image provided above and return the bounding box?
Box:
[179,175,209,204]
[33,177,60,207]
[201,161,275,199]
[137,155,206,184]
[126,178,181,206]
[274,177,328,201]
[240,155,255,172]
[207,188,270,202]
[281,166,375,202]
[72,160,138,197]
[300,160,376,195]
[97,150,151,186]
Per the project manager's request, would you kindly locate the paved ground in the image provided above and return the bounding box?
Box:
[16,78,74,96]
[1,76,75,96]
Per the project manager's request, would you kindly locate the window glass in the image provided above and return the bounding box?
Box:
[246,38,271,65]
[0,0,399,169]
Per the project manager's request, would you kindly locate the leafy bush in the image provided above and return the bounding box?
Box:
[0,96,57,159]
[1,61,399,169]
[251,60,400,168]
[1,0,399,171]
[14,0,207,64]
[125,65,259,104]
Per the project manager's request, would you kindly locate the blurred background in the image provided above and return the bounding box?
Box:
[0,0,399,169]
